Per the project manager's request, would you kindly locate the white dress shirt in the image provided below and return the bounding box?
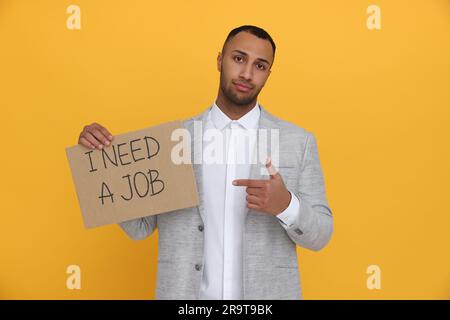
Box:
[198,101,300,300]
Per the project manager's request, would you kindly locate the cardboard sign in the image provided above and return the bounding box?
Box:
[66,121,199,229]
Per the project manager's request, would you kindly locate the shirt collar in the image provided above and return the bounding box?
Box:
[210,100,260,130]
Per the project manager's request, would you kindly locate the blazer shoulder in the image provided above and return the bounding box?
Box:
[182,108,209,128]
[265,110,311,137]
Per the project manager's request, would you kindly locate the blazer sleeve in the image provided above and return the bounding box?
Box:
[276,132,334,251]
[118,215,157,240]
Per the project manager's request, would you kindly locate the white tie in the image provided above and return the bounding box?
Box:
[223,120,241,299]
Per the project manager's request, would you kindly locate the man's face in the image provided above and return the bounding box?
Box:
[217,31,273,106]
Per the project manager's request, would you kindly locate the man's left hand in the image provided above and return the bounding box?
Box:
[232,158,291,216]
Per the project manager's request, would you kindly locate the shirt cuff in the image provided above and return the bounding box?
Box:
[276,191,300,228]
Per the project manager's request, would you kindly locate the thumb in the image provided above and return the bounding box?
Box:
[266,157,280,179]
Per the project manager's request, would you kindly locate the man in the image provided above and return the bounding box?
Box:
[78,25,333,299]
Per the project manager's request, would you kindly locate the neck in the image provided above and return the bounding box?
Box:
[215,92,257,120]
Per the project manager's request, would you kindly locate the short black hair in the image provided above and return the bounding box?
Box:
[222,25,276,61]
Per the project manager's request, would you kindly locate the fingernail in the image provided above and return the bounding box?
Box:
[108,135,113,140]
[232,181,237,186]
[104,140,110,146]
[98,144,103,149]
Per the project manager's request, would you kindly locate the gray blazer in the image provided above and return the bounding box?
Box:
[119,105,333,299]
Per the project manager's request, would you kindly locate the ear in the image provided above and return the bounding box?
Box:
[217,51,222,72]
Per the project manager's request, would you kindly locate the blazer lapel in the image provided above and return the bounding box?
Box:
[186,107,210,224]
[249,104,280,180]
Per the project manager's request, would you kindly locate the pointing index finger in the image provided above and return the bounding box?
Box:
[232,179,266,187]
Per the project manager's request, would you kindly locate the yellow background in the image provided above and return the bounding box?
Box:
[0,0,449,299]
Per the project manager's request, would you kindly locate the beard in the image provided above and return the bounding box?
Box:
[219,70,261,106]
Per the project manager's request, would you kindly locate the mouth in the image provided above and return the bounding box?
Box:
[233,81,252,93]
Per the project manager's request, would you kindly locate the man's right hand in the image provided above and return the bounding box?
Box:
[78,122,114,150]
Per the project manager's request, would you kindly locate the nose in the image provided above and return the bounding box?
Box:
[239,62,253,81]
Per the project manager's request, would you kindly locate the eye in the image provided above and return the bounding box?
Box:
[234,55,244,63]
[256,63,266,70]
